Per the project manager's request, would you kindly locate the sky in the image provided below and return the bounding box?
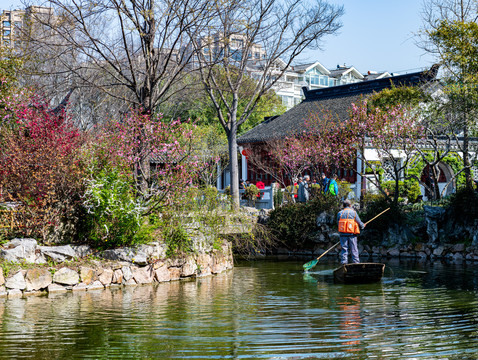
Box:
[300,0,435,75]
[3,0,435,75]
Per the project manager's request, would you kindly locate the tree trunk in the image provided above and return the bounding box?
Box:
[228,121,240,208]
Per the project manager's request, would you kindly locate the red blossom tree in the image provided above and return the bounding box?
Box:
[0,93,85,240]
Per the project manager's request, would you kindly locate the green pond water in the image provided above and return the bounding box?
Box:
[1,259,478,359]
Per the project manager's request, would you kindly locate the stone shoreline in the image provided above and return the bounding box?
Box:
[0,239,234,299]
[275,241,478,262]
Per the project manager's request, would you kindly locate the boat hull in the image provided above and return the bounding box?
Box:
[333,263,385,284]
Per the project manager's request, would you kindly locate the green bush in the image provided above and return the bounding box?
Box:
[359,195,403,233]
[266,195,340,248]
[244,184,260,201]
[448,187,478,222]
[82,169,151,248]
[163,223,193,257]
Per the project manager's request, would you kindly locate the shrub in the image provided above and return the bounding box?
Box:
[244,184,260,203]
[360,195,403,233]
[266,195,340,248]
[82,169,150,248]
[448,187,478,222]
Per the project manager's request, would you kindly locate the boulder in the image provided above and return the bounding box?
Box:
[452,252,464,262]
[433,246,446,257]
[7,289,23,298]
[181,257,197,277]
[5,271,26,290]
[71,245,93,258]
[1,238,37,263]
[48,283,67,293]
[53,268,79,286]
[154,265,171,282]
[168,267,181,281]
[424,206,446,243]
[123,278,137,286]
[79,267,96,285]
[39,245,76,262]
[0,285,7,298]
[132,266,154,284]
[71,283,87,291]
[388,248,400,257]
[0,268,4,286]
[316,211,334,226]
[86,280,104,291]
[98,268,113,286]
[102,248,135,262]
[25,268,52,291]
[451,243,465,253]
[121,266,133,281]
[112,269,123,284]
[132,253,148,266]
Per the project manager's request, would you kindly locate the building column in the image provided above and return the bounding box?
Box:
[356,151,362,199]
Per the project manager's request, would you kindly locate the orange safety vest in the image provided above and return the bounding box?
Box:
[338,209,360,235]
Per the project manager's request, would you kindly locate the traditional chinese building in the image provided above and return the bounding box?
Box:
[237,65,442,198]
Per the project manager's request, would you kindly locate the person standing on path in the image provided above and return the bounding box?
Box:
[337,200,365,264]
[328,174,339,197]
[297,175,310,203]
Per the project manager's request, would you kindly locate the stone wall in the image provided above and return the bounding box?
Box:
[0,239,233,299]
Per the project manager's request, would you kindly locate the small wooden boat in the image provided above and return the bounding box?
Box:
[333,263,385,284]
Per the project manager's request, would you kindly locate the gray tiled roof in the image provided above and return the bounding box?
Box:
[237,65,439,145]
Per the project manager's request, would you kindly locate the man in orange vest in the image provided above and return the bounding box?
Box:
[337,200,365,264]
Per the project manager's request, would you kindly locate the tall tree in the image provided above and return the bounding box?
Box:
[184,0,343,207]
[420,0,478,189]
[22,0,212,114]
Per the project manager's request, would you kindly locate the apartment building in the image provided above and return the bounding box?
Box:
[0,6,53,48]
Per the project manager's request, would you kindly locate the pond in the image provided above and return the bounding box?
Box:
[1,259,478,359]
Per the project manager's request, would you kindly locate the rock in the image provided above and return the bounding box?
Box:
[316,211,334,226]
[48,283,67,293]
[39,245,77,262]
[388,248,400,257]
[5,271,26,290]
[417,251,428,259]
[112,269,123,284]
[0,286,7,297]
[71,245,93,258]
[169,267,181,281]
[25,268,52,291]
[414,243,425,252]
[433,246,446,257]
[181,257,197,277]
[98,268,113,286]
[1,238,37,263]
[87,280,104,291]
[7,289,23,298]
[424,206,446,243]
[72,283,88,291]
[154,265,171,282]
[132,253,148,266]
[53,268,79,286]
[102,248,135,263]
[132,266,154,284]
[0,268,4,286]
[329,232,340,242]
[79,267,96,285]
[452,252,464,262]
[123,278,137,286]
[122,266,133,281]
[451,244,465,253]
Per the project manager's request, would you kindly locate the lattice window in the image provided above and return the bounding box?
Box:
[382,158,397,182]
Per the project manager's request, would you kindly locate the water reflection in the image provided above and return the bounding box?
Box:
[0,260,477,359]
